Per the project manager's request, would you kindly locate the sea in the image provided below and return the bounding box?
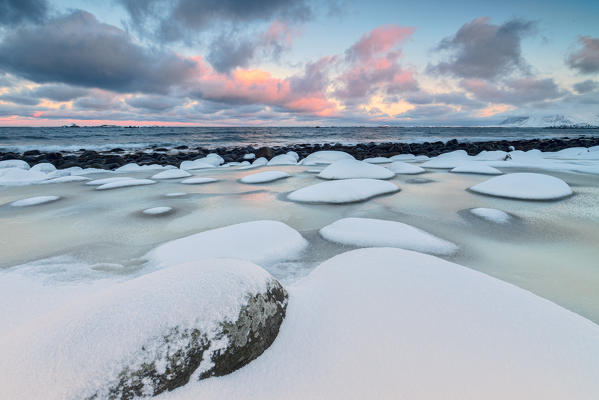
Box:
[1,126,598,152]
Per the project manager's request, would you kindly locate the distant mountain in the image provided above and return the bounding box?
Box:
[499,114,599,128]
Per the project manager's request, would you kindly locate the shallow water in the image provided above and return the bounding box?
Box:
[1,163,598,326]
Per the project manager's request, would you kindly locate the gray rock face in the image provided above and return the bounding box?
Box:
[100,280,288,399]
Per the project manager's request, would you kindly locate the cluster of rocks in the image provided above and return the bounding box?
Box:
[2,136,598,170]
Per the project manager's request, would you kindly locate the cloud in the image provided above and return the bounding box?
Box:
[461,77,563,105]
[0,0,47,26]
[345,25,414,62]
[567,36,599,74]
[573,80,598,94]
[126,95,183,111]
[0,10,199,94]
[30,84,89,102]
[429,17,535,79]
[0,93,40,106]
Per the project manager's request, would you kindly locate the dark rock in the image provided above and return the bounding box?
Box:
[255,146,274,159]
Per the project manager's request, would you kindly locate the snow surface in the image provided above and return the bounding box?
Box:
[451,162,502,175]
[151,169,192,179]
[181,177,218,184]
[243,153,256,160]
[387,161,425,174]
[363,156,391,164]
[165,192,187,197]
[421,150,471,169]
[0,159,29,169]
[115,163,170,173]
[9,195,60,207]
[319,217,457,255]
[86,176,132,186]
[96,178,156,190]
[0,167,53,185]
[142,206,173,215]
[470,173,573,200]
[0,259,275,400]
[240,171,290,184]
[318,159,394,180]
[180,160,216,170]
[145,220,308,267]
[470,208,511,224]
[288,179,399,204]
[267,153,298,166]
[158,248,599,400]
[30,163,56,173]
[300,151,355,165]
[40,175,90,184]
[390,154,415,161]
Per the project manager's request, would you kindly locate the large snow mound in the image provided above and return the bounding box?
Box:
[301,151,355,166]
[0,167,52,185]
[159,248,599,400]
[86,177,131,186]
[318,159,394,180]
[181,177,218,185]
[0,159,29,170]
[451,163,502,175]
[151,169,192,180]
[470,173,573,200]
[387,161,425,174]
[9,195,60,207]
[145,220,308,267]
[0,259,276,400]
[470,208,511,224]
[319,217,457,255]
[267,153,297,166]
[288,179,399,204]
[96,178,156,190]
[240,171,290,184]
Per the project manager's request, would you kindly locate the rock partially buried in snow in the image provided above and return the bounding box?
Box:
[318,159,394,180]
[86,177,132,186]
[181,177,218,185]
[145,220,308,267]
[165,192,187,197]
[115,163,169,173]
[9,195,60,207]
[0,159,29,170]
[0,259,288,400]
[470,173,573,200]
[143,206,173,215]
[451,163,502,175]
[387,161,425,174]
[301,151,355,166]
[363,156,391,164]
[96,179,156,190]
[151,169,191,180]
[40,176,90,184]
[240,171,290,184]
[319,217,457,255]
[267,153,297,166]
[288,179,399,204]
[470,207,511,224]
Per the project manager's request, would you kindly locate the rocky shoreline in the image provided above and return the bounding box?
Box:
[2,136,598,170]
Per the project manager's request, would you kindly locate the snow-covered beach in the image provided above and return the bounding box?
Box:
[1,145,599,399]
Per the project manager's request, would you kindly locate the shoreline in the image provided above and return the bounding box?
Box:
[2,136,599,170]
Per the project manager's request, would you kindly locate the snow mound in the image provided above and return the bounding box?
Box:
[143,206,173,215]
[30,163,56,173]
[166,192,187,197]
[318,159,394,180]
[152,169,191,180]
[158,248,599,400]
[470,208,511,224]
[390,154,415,161]
[180,160,215,170]
[145,220,308,267]
[40,176,90,184]
[96,179,156,190]
[288,179,399,204]
[240,171,290,184]
[0,167,52,185]
[451,163,502,175]
[9,195,60,207]
[363,157,391,164]
[473,150,509,161]
[0,159,29,170]
[115,163,169,173]
[421,150,470,169]
[0,259,277,400]
[319,217,457,255]
[267,153,297,166]
[301,151,355,166]
[86,176,132,186]
[243,153,256,160]
[387,161,425,174]
[470,173,573,200]
[181,177,218,185]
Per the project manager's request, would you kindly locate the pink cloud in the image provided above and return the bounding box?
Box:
[346,24,414,62]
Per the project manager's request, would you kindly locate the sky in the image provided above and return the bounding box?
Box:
[0,0,598,126]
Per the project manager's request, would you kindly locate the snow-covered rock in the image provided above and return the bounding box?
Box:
[30,163,56,173]
[318,160,394,180]
[240,171,290,184]
[86,176,133,186]
[451,163,502,175]
[387,161,425,175]
[9,195,60,207]
[421,150,471,169]
[390,154,415,161]
[39,176,90,184]
[145,220,308,267]
[0,167,51,185]
[96,179,156,190]
[143,207,173,215]
[363,157,391,164]
[115,163,169,173]
[470,173,573,200]
[0,260,287,400]
[0,159,29,170]
[165,192,187,197]
[151,169,192,180]
[157,248,599,400]
[473,150,508,161]
[300,151,355,166]
[181,177,218,185]
[470,208,511,224]
[288,179,399,204]
[180,160,215,170]
[319,217,457,255]
[267,153,297,166]
[243,153,256,160]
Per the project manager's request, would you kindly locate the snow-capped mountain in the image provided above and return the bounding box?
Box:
[500,114,599,128]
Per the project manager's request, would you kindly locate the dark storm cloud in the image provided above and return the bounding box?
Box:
[0,0,48,26]
[31,84,89,102]
[0,10,198,94]
[206,35,257,73]
[567,36,599,74]
[0,93,40,105]
[428,17,535,80]
[573,80,598,94]
[461,77,563,105]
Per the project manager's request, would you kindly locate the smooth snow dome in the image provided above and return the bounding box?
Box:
[0,159,29,170]
[421,150,470,169]
[301,151,355,165]
[470,173,573,200]
[159,248,599,400]
[151,169,191,180]
[115,163,168,173]
[0,167,52,185]
[142,206,173,215]
[363,156,391,164]
[387,161,425,174]
[181,177,218,184]
[243,153,256,160]
[318,159,394,180]
[145,220,308,267]
[240,171,290,184]
[165,192,187,197]
[41,176,90,184]
[267,154,297,166]
[288,179,399,204]
[470,208,511,224]
[0,259,275,400]
[30,163,56,173]
[96,179,156,190]
[319,217,457,255]
[390,154,415,161]
[9,195,60,207]
[86,177,130,186]
[180,160,215,170]
[451,163,502,175]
